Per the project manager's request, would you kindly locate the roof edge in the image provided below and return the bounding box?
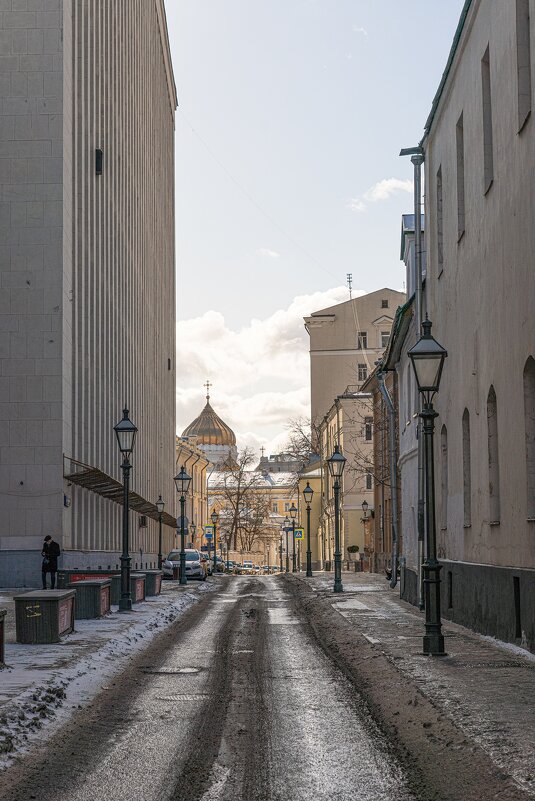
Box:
[422,0,474,142]
[155,0,178,113]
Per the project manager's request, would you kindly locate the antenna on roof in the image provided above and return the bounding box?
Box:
[347,273,353,299]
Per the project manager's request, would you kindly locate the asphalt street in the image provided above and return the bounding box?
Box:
[1,576,415,801]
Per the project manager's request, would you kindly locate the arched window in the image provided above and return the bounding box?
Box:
[523,357,535,518]
[441,425,448,529]
[462,409,471,527]
[487,386,501,523]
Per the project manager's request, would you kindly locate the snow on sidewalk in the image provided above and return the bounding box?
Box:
[0,583,214,769]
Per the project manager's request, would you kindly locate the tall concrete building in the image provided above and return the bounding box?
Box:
[0,1,177,585]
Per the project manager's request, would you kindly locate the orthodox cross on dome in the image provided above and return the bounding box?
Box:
[204,380,212,401]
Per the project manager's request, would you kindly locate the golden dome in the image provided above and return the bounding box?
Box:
[181,396,236,447]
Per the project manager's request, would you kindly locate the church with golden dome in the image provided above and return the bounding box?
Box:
[181,381,238,467]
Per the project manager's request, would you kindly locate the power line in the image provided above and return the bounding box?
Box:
[177,108,340,283]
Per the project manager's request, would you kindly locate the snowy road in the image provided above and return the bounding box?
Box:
[1,576,414,801]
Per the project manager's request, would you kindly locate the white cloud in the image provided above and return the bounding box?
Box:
[176,286,359,456]
[348,177,413,214]
[352,25,368,36]
[256,248,280,259]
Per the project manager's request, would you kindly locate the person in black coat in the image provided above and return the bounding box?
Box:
[41,535,61,589]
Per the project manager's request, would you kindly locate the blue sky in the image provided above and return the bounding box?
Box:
[165,1,465,452]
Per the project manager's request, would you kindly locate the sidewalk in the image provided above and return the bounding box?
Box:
[291,571,535,797]
[0,580,214,768]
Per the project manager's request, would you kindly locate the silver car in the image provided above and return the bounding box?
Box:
[162,549,206,580]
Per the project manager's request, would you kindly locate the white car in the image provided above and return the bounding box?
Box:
[162,549,206,580]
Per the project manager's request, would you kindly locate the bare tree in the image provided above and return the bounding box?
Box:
[215,448,271,553]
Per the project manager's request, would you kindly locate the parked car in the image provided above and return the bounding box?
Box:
[233,562,243,574]
[225,560,235,573]
[162,549,206,580]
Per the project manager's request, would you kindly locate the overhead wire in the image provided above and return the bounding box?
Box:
[177,108,342,285]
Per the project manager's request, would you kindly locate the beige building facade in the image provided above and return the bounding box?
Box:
[305,289,405,426]
[422,0,535,650]
[176,437,210,553]
[0,1,177,584]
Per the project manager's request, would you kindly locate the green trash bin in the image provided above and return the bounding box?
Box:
[144,570,163,596]
[0,609,6,666]
[68,579,112,619]
[130,573,146,603]
[14,590,75,644]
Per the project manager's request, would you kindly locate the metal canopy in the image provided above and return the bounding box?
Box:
[63,457,177,528]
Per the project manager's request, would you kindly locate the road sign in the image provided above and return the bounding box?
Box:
[294,527,304,540]
[204,525,214,540]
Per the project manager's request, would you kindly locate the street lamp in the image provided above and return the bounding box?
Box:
[279,530,284,573]
[114,408,137,611]
[328,444,346,594]
[303,481,314,577]
[156,495,165,570]
[211,509,219,576]
[361,499,369,518]
[283,516,290,573]
[174,465,192,585]
[408,316,448,656]
[289,503,298,572]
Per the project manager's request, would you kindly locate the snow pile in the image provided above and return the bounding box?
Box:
[0,583,213,769]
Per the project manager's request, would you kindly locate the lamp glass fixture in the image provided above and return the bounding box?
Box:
[303,481,314,505]
[174,465,192,496]
[211,510,219,525]
[361,500,369,513]
[328,444,347,479]
[289,503,298,520]
[114,408,137,455]
[156,495,165,514]
[407,318,447,394]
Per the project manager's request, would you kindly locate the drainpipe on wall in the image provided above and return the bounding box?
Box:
[412,152,426,610]
[377,371,399,589]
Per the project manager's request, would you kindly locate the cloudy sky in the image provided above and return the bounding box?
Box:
[166,1,464,455]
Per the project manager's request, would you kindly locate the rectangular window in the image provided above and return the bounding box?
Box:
[481,46,494,192]
[456,113,465,239]
[365,472,373,490]
[365,417,373,441]
[516,0,532,131]
[272,503,278,513]
[284,502,290,512]
[381,331,390,348]
[358,363,368,382]
[381,299,388,308]
[437,166,444,275]
[357,331,367,349]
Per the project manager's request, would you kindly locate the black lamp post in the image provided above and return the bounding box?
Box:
[211,509,219,575]
[156,495,165,569]
[289,502,298,572]
[328,444,346,594]
[303,481,314,577]
[114,408,137,611]
[279,530,284,573]
[174,465,192,585]
[283,516,290,572]
[408,317,448,656]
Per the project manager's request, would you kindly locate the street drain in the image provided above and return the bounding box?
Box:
[142,667,201,675]
[157,694,211,702]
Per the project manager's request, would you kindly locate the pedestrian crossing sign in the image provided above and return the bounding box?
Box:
[294,527,304,540]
